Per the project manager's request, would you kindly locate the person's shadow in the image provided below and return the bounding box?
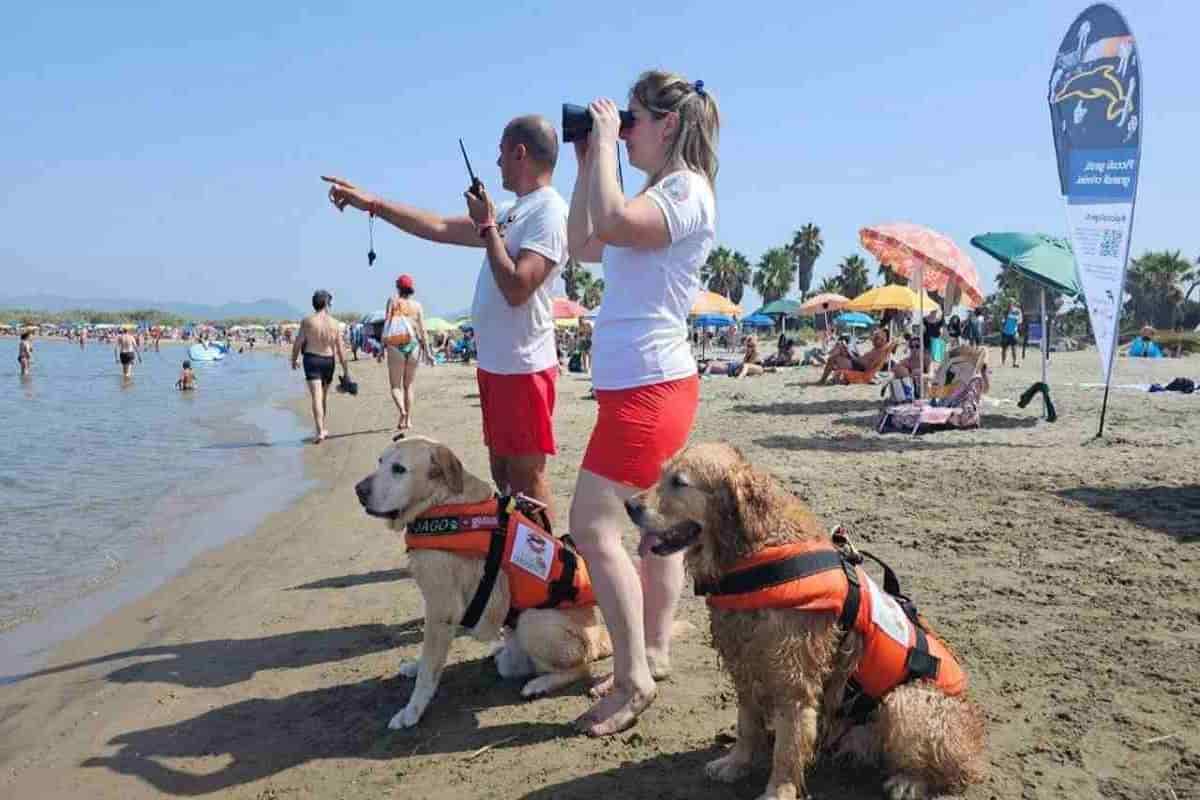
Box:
[5,621,422,689]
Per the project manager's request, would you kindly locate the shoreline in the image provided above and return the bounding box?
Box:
[0,347,310,679]
[1,352,1197,799]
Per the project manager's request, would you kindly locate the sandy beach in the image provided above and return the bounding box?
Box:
[2,349,1198,799]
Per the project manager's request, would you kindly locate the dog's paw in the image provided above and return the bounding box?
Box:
[705,752,752,783]
[520,674,557,699]
[388,703,424,730]
[883,774,929,800]
[398,660,419,678]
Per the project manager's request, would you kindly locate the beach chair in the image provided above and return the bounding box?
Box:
[877,375,986,436]
[832,341,898,385]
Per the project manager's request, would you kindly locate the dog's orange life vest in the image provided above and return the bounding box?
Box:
[696,538,965,706]
[405,496,595,628]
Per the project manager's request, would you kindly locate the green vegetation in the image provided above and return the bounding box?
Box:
[0,308,297,327]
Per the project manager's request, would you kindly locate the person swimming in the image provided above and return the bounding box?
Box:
[176,360,197,390]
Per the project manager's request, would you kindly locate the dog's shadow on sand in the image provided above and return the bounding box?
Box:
[518,743,885,800]
[288,567,413,590]
[79,656,571,795]
[7,620,424,689]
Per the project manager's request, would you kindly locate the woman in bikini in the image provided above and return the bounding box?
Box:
[384,274,432,431]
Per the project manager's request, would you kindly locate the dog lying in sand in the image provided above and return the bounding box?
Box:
[355,436,612,729]
[626,442,986,800]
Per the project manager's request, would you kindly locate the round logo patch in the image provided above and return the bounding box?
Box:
[662,173,690,204]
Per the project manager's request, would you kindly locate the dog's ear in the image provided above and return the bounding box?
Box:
[727,464,790,550]
[429,445,464,494]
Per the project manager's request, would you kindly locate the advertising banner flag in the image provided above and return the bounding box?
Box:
[1048,4,1141,409]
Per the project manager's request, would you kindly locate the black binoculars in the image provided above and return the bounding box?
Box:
[562,103,635,143]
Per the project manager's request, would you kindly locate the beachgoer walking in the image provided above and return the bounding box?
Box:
[324,114,568,512]
[566,70,719,736]
[1001,303,1023,367]
[114,330,140,379]
[382,274,433,431]
[18,331,33,377]
[79,328,87,350]
[290,290,349,443]
[967,308,984,347]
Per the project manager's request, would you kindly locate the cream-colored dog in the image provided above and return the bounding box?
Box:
[356,436,612,729]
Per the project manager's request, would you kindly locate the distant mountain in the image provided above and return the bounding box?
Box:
[0,294,305,321]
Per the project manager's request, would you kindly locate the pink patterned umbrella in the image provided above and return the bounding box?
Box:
[551,296,588,319]
[859,223,984,308]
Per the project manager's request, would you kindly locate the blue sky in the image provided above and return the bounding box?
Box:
[2,0,1195,317]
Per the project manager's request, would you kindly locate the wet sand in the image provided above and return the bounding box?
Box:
[1,349,1197,799]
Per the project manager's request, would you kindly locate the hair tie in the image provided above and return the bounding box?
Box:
[693,79,706,96]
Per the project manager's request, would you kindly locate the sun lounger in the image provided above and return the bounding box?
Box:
[832,341,898,385]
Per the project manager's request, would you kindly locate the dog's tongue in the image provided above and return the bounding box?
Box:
[637,532,661,559]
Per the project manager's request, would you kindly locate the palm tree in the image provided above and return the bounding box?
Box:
[816,275,843,295]
[562,258,587,302]
[789,223,823,299]
[835,254,872,299]
[582,277,605,310]
[752,247,795,304]
[701,246,752,303]
[1126,250,1196,328]
[877,262,903,285]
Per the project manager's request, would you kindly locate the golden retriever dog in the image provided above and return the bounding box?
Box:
[356,436,612,729]
[625,443,985,800]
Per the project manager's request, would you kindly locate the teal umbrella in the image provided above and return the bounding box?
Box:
[969,232,1080,298]
[754,298,803,316]
[970,232,1079,421]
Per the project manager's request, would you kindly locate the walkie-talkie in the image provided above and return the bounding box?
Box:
[459,139,484,199]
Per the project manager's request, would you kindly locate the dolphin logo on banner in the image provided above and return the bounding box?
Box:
[1048,3,1142,436]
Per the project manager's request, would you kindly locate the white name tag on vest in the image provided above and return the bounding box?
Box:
[510,523,555,581]
[864,574,912,648]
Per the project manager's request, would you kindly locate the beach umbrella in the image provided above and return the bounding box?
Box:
[844,284,938,313]
[970,232,1082,419]
[755,298,803,316]
[423,316,457,333]
[692,313,734,328]
[834,311,875,328]
[551,297,587,319]
[554,318,580,329]
[690,290,742,317]
[861,223,984,394]
[741,313,775,328]
[798,293,849,315]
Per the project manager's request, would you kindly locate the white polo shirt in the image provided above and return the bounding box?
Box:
[470,186,568,375]
[592,170,717,390]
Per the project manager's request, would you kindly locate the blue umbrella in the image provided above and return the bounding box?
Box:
[834,311,875,328]
[741,313,775,328]
[693,314,734,329]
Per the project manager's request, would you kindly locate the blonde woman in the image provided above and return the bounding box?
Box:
[567,70,719,736]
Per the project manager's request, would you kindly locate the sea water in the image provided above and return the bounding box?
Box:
[0,338,312,677]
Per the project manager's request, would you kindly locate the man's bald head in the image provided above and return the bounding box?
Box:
[503,115,558,171]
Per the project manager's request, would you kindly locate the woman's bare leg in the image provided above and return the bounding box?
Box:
[401,355,419,430]
[568,469,656,736]
[385,348,407,429]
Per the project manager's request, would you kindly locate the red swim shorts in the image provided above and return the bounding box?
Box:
[476,366,558,457]
[582,375,700,489]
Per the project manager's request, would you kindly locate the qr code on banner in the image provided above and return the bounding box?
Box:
[1099,229,1123,259]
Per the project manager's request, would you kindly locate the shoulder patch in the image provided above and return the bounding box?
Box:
[661,173,690,204]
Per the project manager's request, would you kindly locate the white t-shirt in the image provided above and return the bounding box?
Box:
[470,186,568,374]
[592,170,716,390]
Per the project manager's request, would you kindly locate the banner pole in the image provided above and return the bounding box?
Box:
[1041,287,1049,419]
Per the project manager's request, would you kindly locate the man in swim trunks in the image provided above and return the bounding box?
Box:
[291,289,349,443]
[114,330,141,379]
[18,331,33,377]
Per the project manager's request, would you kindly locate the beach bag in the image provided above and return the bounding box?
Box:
[568,352,583,373]
[383,302,415,347]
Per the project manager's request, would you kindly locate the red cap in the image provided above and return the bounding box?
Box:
[396,274,414,291]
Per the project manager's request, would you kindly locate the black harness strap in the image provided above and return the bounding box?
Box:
[459,501,512,629]
[695,549,845,598]
[541,545,579,609]
[904,624,940,682]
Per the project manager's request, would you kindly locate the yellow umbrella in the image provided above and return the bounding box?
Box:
[554,318,580,329]
[423,317,456,333]
[690,290,742,317]
[844,284,938,313]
